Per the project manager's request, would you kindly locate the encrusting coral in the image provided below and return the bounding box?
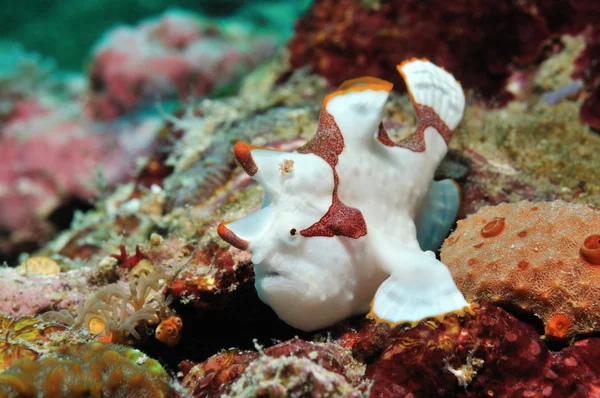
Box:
[441,200,600,339]
[0,342,173,398]
[217,59,468,331]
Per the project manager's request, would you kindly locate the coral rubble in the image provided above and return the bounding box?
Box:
[180,339,368,397]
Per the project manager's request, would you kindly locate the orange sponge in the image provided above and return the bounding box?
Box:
[441,200,600,339]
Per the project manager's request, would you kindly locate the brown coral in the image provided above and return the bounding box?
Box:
[441,200,600,339]
[0,342,173,397]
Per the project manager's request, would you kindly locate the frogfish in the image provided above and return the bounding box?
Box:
[218,59,468,331]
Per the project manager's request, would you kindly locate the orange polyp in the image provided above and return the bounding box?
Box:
[546,314,572,339]
[581,234,600,265]
[481,217,505,238]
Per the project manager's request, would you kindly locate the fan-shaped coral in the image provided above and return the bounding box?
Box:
[441,200,600,339]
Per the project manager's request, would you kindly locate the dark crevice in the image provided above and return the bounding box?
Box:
[47,197,95,231]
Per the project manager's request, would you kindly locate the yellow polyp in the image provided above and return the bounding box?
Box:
[88,317,106,335]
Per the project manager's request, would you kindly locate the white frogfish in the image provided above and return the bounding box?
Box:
[218,59,469,331]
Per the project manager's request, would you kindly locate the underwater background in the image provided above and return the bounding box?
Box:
[1,0,600,397]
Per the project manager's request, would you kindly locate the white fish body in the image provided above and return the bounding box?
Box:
[218,59,468,331]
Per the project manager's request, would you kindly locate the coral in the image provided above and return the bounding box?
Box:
[289,0,600,107]
[167,243,254,312]
[0,94,160,261]
[155,315,183,347]
[0,342,173,397]
[42,271,169,344]
[15,256,61,275]
[86,10,277,120]
[364,302,600,397]
[0,266,97,317]
[441,200,600,339]
[0,42,55,119]
[111,245,148,271]
[0,313,86,372]
[176,302,600,397]
[574,25,600,129]
[217,59,467,331]
[180,339,368,397]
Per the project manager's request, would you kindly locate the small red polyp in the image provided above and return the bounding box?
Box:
[217,222,249,251]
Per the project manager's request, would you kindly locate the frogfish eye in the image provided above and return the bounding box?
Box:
[290,228,297,236]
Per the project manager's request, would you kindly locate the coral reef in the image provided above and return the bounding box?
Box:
[0,342,173,397]
[0,265,98,317]
[86,10,277,120]
[288,0,600,123]
[180,339,368,397]
[574,25,600,129]
[364,302,600,397]
[4,14,600,394]
[178,302,600,397]
[0,93,160,261]
[441,200,600,339]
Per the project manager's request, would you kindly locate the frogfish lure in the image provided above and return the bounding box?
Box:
[218,59,469,331]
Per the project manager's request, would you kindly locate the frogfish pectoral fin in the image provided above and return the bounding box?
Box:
[368,251,468,326]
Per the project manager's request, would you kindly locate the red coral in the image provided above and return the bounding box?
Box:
[365,303,600,397]
[289,0,600,106]
[167,243,254,311]
[111,245,147,270]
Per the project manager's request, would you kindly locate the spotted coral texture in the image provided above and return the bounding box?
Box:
[0,342,172,398]
[441,200,600,339]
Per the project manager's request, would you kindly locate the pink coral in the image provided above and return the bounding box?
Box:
[86,11,277,120]
[0,266,97,317]
[0,96,159,260]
